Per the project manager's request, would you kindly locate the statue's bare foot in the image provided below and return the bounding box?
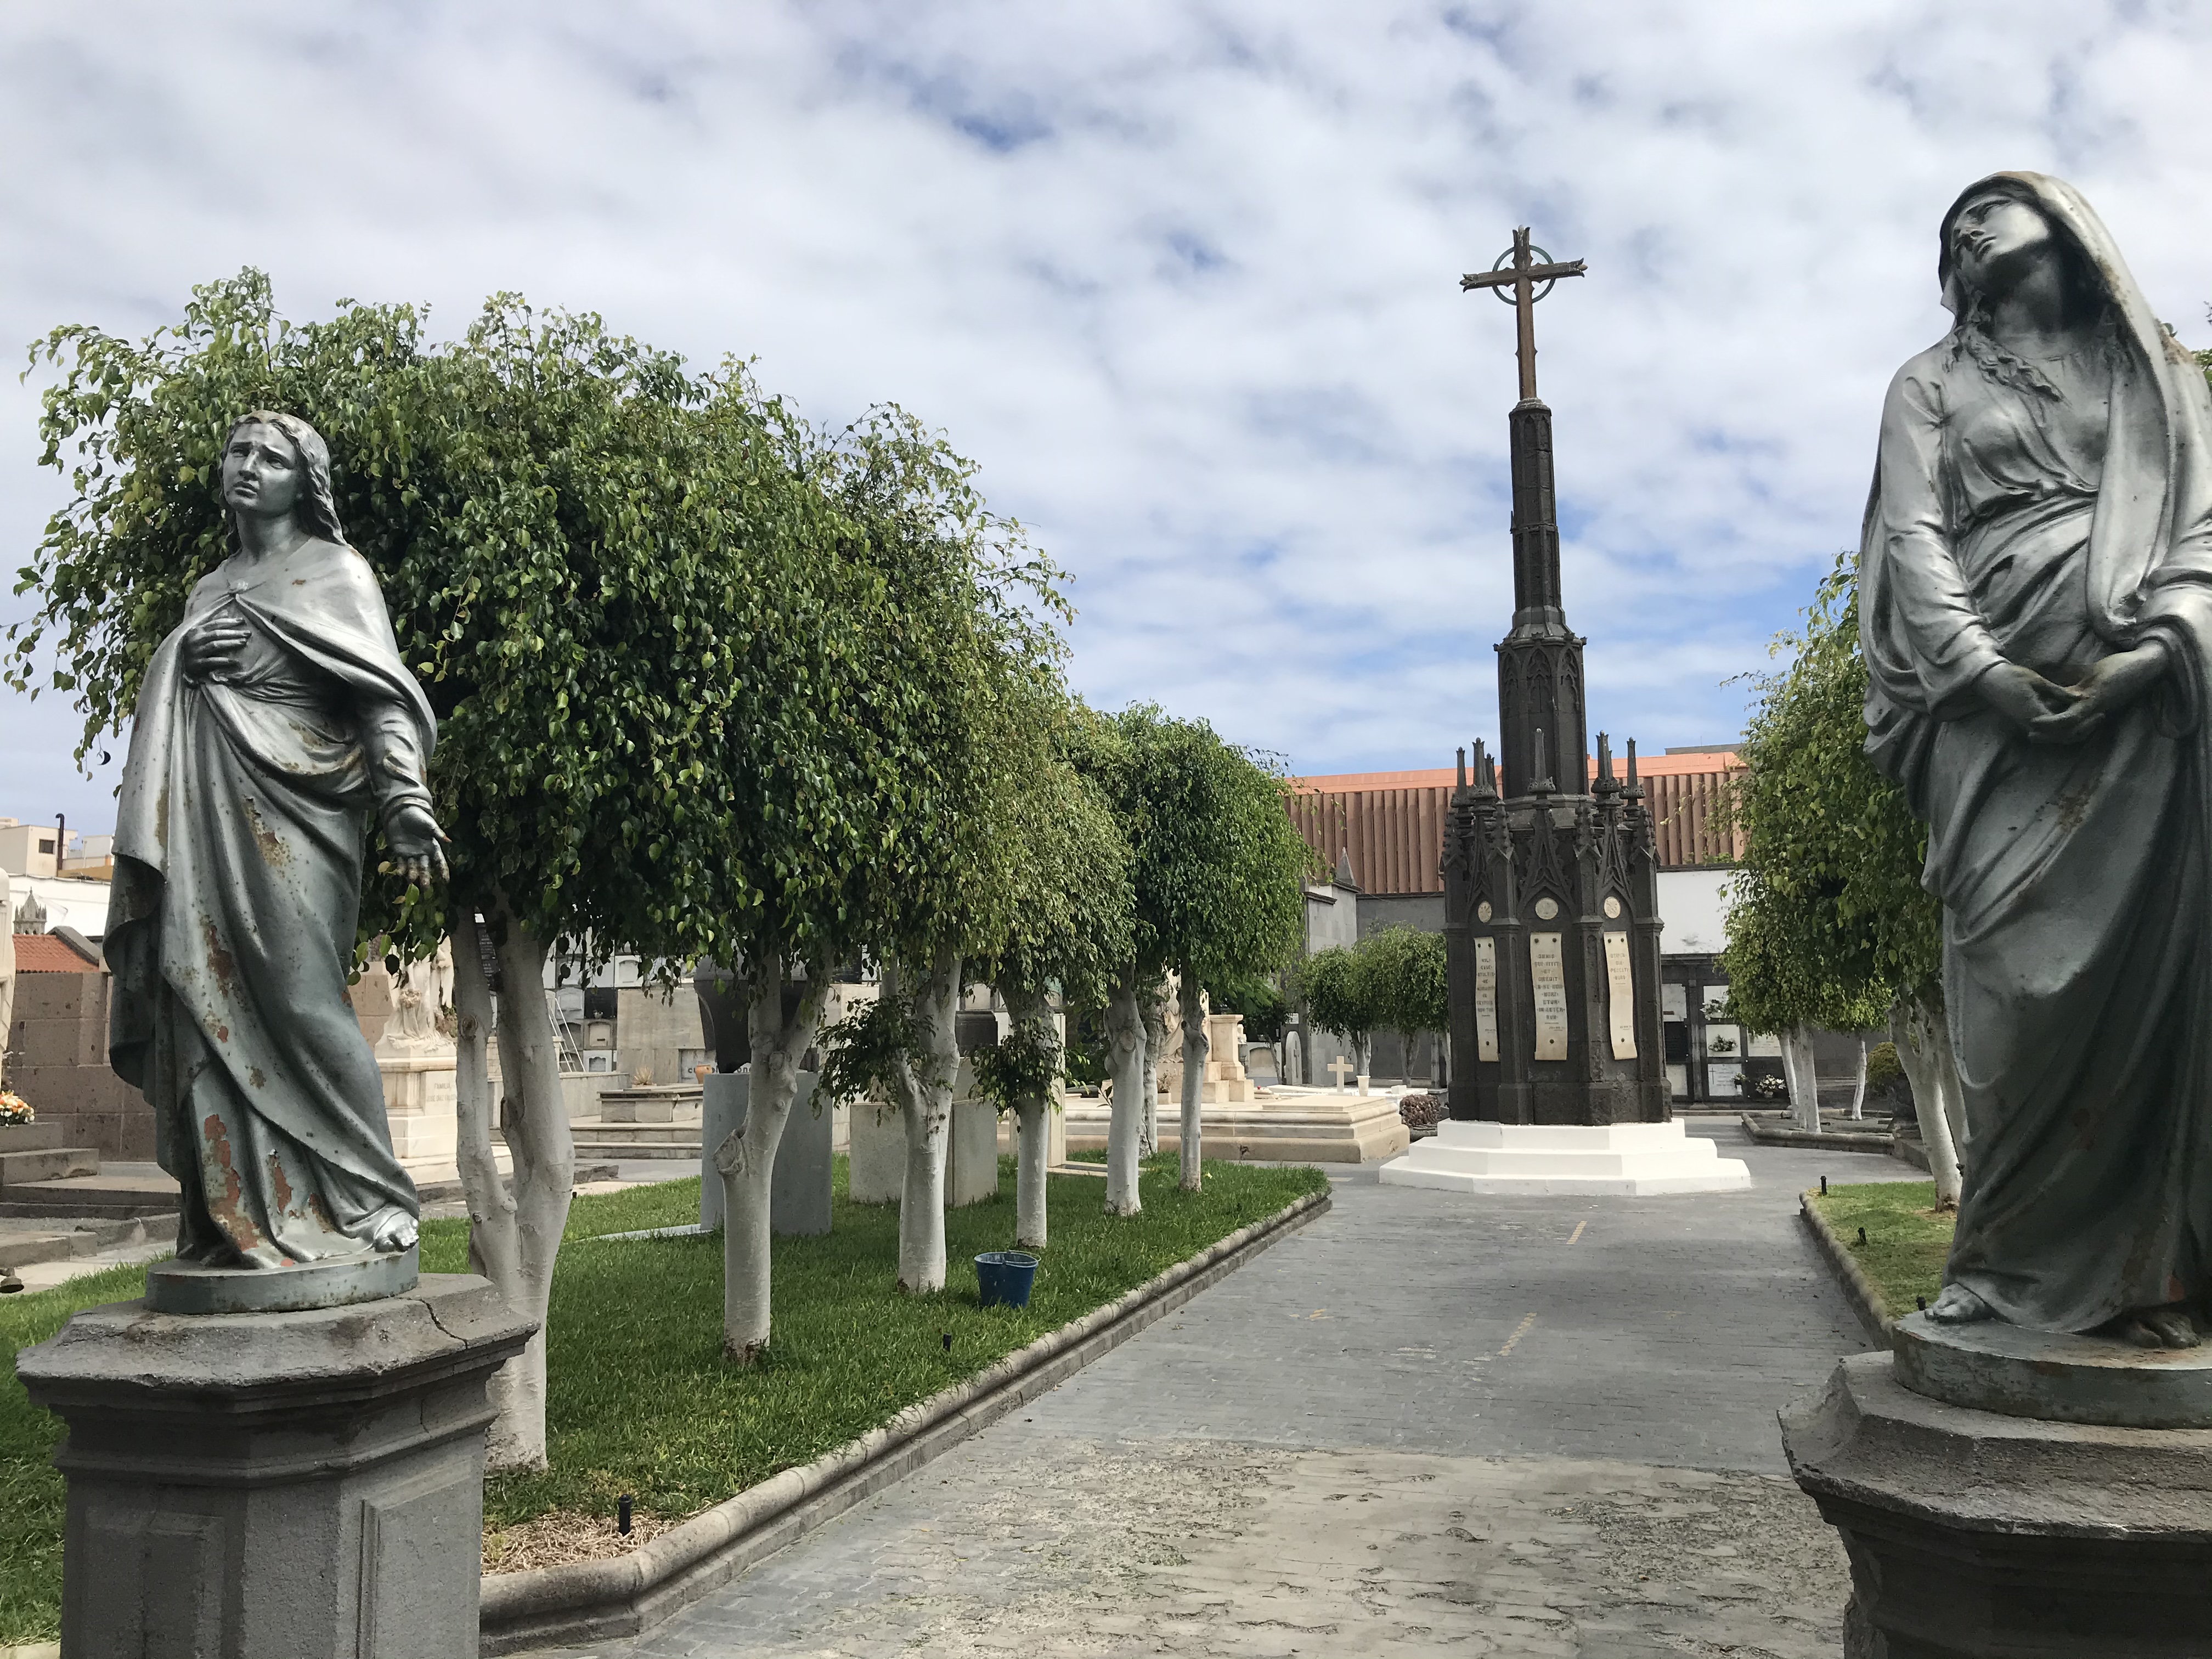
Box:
[1926,1284,1996,1323]
[368,1211,419,1255]
[2116,1308,2200,1349]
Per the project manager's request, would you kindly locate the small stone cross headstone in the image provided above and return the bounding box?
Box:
[1328,1056,1355,1093]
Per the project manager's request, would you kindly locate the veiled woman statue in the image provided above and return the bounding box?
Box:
[108,412,449,1272]
[1862,173,2212,1348]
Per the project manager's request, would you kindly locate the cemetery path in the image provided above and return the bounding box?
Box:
[541,1122,1895,1658]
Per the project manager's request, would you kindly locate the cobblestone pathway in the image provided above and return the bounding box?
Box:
[540,1124,1893,1658]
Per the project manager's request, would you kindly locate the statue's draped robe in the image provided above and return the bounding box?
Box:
[1863,172,2212,1332]
[109,539,434,1267]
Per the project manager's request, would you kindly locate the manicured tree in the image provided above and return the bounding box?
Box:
[1082,709,1310,1206]
[1159,734,1310,1190]
[1301,944,1378,1081]
[805,407,1066,1295]
[13,273,790,1460]
[969,727,1133,1248]
[1357,926,1449,1084]
[1719,552,1960,1204]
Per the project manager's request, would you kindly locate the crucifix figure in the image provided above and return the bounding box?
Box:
[1459,227,1586,404]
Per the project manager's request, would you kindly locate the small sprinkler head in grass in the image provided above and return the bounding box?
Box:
[1857,1226,1868,1245]
[618,1495,633,1536]
[942,1332,952,1354]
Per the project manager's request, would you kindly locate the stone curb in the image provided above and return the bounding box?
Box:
[1799,1190,1893,1348]
[1739,1113,1895,1154]
[477,1187,1334,1656]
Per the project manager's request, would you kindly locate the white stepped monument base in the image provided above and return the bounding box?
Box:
[1379,1119,1751,1195]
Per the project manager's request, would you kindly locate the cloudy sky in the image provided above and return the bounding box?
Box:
[6,2,2212,833]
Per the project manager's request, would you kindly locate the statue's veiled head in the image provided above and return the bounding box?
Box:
[1937,173,2107,327]
[219,411,346,547]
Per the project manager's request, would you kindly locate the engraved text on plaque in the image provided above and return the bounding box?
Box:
[1474,936,1500,1063]
[1530,932,1570,1061]
[1602,930,1637,1060]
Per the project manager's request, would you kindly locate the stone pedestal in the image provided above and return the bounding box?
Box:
[16,1274,533,1659]
[842,1095,999,1206]
[1782,1347,2212,1657]
[1377,1118,1749,1194]
[377,1050,458,1172]
[996,1098,1069,1166]
[949,1097,1000,1207]
[697,1070,830,1235]
[1062,1089,1409,1164]
[848,1098,904,1204]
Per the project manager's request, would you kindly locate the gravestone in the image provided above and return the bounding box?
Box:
[847,1098,904,1204]
[697,1067,830,1235]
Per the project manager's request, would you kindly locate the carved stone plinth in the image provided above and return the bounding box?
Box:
[1782,1351,2212,1657]
[17,1274,532,1658]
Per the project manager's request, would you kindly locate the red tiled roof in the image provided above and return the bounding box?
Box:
[13,934,100,972]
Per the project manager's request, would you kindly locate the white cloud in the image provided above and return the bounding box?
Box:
[6,0,2212,832]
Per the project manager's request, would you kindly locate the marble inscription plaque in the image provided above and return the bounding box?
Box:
[1530,932,1569,1061]
[1603,930,1636,1059]
[1474,936,1500,1063]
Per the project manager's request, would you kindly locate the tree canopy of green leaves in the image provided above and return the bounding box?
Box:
[1299,944,1376,1062]
[1718,551,1938,1035]
[11,270,835,974]
[1088,705,1311,991]
[1356,926,1448,1049]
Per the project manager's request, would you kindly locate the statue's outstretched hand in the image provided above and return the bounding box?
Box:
[385,803,450,888]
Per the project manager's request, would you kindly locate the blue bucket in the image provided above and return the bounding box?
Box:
[974,1250,1039,1309]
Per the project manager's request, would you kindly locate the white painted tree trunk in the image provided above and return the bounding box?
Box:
[891,950,961,1293]
[1138,980,1167,1156]
[1783,1025,1822,1133]
[1004,985,1055,1249]
[716,954,825,1364]
[1847,1039,1867,1120]
[448,906,573,1472]
[1177,970,1207,1192]
[1892,994,1963,1210]
[1103,973,1147,1217]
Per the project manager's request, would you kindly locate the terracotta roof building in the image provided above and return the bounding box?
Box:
[1285,748,1744,896]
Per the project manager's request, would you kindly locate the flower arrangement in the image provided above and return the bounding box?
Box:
[0,1091,34,1126]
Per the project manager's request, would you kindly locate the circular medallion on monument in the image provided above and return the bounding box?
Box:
[1532,895,1559,920]
[1602,895,1622,918]
[105,412,451,1314]
[1475,900,1492,922]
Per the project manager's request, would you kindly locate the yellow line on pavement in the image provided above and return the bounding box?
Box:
[1567,1220,1587,1245]
[1498,1312,1537,1356]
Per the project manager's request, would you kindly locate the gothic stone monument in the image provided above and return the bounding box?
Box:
[1782,171,2212,1658]
[1380,230,1745,1196]
[16,413,530,1657]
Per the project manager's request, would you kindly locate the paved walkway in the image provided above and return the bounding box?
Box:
[539,1124,1899,1658]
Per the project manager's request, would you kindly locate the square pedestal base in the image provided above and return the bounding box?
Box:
[1376,1118,1751,1194]
[1784,1351,2212,1657]
[15,1275,533,1659]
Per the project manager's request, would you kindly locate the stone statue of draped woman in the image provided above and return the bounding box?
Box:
[1862,173,2212,1348]
[108,413,450,1272]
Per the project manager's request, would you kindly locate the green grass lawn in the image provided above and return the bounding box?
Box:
[0,1151,1322,1643]
[1807,1179,1955,1319]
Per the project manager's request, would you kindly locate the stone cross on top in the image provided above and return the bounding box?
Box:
[1459,227,1587,404]
[1327,1054,1357,1092]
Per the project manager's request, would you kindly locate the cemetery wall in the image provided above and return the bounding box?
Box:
[5,965,149,1158]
